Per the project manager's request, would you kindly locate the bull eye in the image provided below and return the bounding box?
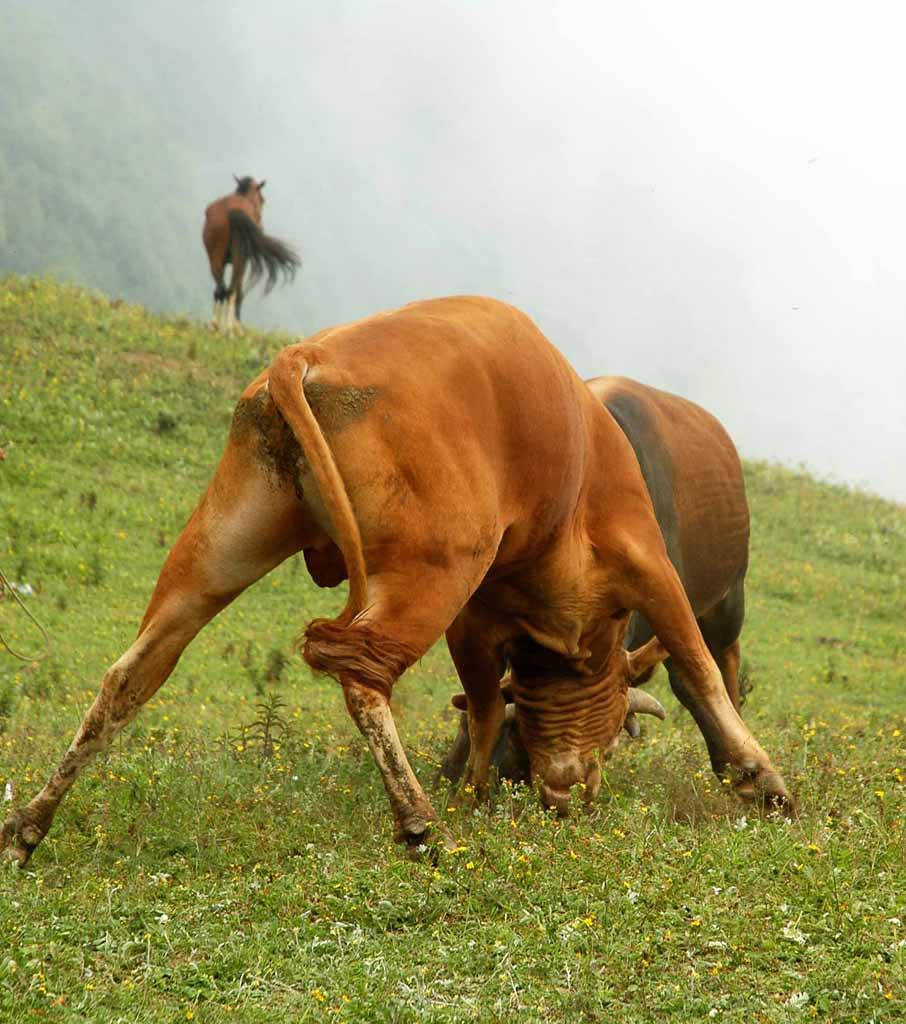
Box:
[610,608,629,621]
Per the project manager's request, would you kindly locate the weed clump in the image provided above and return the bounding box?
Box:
[153,410,177,435]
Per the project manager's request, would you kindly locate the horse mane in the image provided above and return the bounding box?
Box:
[234,176,255,195]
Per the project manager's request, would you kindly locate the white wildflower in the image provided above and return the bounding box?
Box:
[782,922,809,946]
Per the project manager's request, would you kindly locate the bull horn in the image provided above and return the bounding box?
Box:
[626,637,669,681]
[627,688,667,720]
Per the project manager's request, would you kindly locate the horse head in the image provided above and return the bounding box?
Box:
[233,175,266,221]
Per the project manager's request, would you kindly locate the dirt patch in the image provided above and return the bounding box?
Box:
[118,351,184,371]
[303,381,378,433]
[231,389,305,496]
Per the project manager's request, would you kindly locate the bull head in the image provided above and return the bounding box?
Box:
[440,637,668,812]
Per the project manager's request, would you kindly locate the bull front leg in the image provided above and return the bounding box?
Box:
[444,611,508,804]
[617,538,793,813]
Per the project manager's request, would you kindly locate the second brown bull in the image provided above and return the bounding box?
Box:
[441,375,754,791]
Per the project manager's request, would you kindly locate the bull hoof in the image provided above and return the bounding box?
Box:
[0,813,42,868]
[731,768,796,818]
[398,818,458,863]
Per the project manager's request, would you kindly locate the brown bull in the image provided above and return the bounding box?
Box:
[441,375,753,788]
[1,297,791,866]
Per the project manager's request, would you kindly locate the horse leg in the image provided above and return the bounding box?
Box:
[234,274,245,331]
[212,279,230,331]
[207,246,228,331]
[1,401,312,865]
[225,259,245,336]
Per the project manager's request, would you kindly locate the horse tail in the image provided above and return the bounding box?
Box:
[267,349,368,624]
[227,210,301,293]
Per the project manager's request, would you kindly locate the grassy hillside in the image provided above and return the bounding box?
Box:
[1,276,905,1023]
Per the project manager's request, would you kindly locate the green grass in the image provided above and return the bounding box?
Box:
[1,275,905,1023]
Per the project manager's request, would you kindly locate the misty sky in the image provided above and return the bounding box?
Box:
[11,1,906,502]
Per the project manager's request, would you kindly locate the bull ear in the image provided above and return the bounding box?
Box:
[258,179,266,190]
[451,693,468,711]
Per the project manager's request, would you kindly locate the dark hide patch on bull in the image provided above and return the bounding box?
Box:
[302,381,378,434]
[604,391,683,651]
[506,634,586,682]
[231,390,306,497]
[606,391,747,667]
[698,570,746,653]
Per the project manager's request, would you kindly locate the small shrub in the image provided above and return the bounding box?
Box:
[87,551,104,586]
[228,692,293,762]
[153,410,177,435]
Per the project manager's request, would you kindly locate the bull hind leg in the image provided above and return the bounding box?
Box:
[698,573,746,712]
[304,565,493,854]
[1,402,312,865]
[713,640,742,710]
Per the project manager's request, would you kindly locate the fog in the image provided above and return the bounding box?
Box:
[6,1,906,501]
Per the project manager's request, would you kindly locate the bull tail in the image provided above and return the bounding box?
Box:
[267,350,368,623]
[227,210,300,293]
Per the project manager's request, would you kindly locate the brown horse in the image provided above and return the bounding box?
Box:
[202,176,300,333]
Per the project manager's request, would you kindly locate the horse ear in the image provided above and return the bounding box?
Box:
[258,179,266,190]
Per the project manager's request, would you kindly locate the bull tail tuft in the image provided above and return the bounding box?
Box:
[303,618,420,700]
